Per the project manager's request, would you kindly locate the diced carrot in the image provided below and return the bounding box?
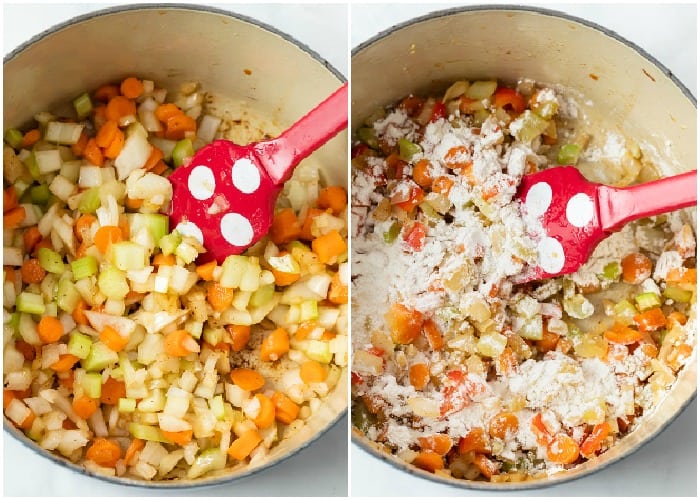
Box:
[105,95,136,122]
[270,208,302,245]
[142,146,164,172]
[666,311,687,330]
[71,130,89,157]
[95,120,119,148]
[161,429,193,446]
[422,318,444,351]
[493,87,526,113]
[431,176,454,196]
[100,377,126,405]
[164,114,197,140]
[120,77,144,99]
[230,367,265,391]
[270,253,301,286]
[547,433,580,464]
[536,328,560,353]
[20,258,45,284]
[4,186,18,213]
[473,453,499,479]
[16,406,36,430]
[125,197,143,210]
[85,437,121,468]
[409,363,430,390]
[227,429,262,461]
[225,324,251,352]
[4,390,17,409]
[604,322,643,344]
[300,360,327,384]
[251,393,275,429]
[14,340,36,361]
[413,450,443,473]
[83,137,104,167]
[37,315,64,343]
[22,226,41,254]
[531,413,552,446]
[94,84,120,102]
[193,260,216,282]
[93,225,123,253]
[21,128,41,148]
[260,327,290,361]
[458,428,490,454]
[326,271,348,305]
[666,267,697,285]
[164,329,198,357]
[73,215,97,244]
[3,206,26,229]
[386,303,423,344]
[580,422,611,456]
[394,184,424,212]
[72,394,99,419]
[150,160,168,175]
[621,252,652,284]
[211,341,231,352]
[418,434,453,456]
[124,438,145,465]
[633,307,667,332]
[498,346,518,375]
[412,159,435,189]
[398,95,425,116]
[72,299,89,325]
[294,321,318,341]
[152,253,176,268]
[99,325,129,352]
[488,411,519,439]
[311,230,347,264]
[271,391,300,424]
[207,282,234,312]
[154,103,182,123]
[49,353,79,372]
[103,129,125,160]
[316,186,347,215]
[300,208,325,241]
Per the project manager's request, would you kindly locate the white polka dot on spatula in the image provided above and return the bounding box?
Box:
[231,158,261,194]
[187,165,216,200]
[566,193,595,228]
[525,182,552,217]
[220,213,254,247]
[175,221,204,244]
[537,236,565,274]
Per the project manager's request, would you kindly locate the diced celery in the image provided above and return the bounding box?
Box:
[419,201,439,220]
[239,261,261,292]
[110,241,147,271]
[613,299,638,325]
[598,261,621,281]
[202,327,224,347]
[29,184,51,204]
[45,302,58,318]
[158,230,182,256]
[4,128,23,149]
[172,138,194,167]
[210,395,225,420]
[512,110,549,142]
[67,330,93,359]
[465,80,498,99]
[476,332,508,357]
[300,300,319,321]
[557,144,581,165]
[357,127,379,149]
[78,186,101,214]
[663,286,693,303]
[24,152,41,180]
[71,255,98,280]
[38,247,65,274]
[137,389,165,412]
[249,284,275,308]
[383,222,401,244]
[128,422,168,442]
[57,278,81,313]
[398,138,422,161]
[110,366,124,380]
[635,292,661,311]
[9,312,20,333]
[220,255,248,288]
[118,397,137,413]
[73,92,93,119]
[16,292,45,315]
[175,242,199,264]
[82,372,102,398]
[563,294,594,319]
[187,449,226,479]
[98,265,129,300]
[82,341,119,371]
[127,213,169,246]
[303,339,333,364]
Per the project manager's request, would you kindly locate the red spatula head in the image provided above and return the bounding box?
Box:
[168,140,281,262]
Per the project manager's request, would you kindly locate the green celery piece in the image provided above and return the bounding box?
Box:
[67,330,93,359]
[202,327,224,347]
[24,152,41,180]
[613,299,638,325]
[71,255,98,280]
[110,241,147,271]
[663,286,693,303]
[82,341,119,371]
[598,261,621,281]
[219,255,248,288]
[128,422,168,442]
[172,139,194,167]
[73,92,93,119]
[187,449,226,479]
[118,398,137,413]
[127,213,169,245]
[16,292,45,315]
[57,278,81,313]
[82,372,102,398]
[557,144,581,165]
[303,339,333,364]
[635,292,661,311]
[209,395,225,420]
[300,300,319,321]
[398,138,422,161]
[249,283,275,308]
[357,127,379,150]
[78,187,101,214]
[38,247,65,274]
[97,265,129,300]
[29,184,51,204]
[4,128,23,149]
[514,110,549,143]
[383,222,401,244]
[465,80,497,100]
[159,230,182,256]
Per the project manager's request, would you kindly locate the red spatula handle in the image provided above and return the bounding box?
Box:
[598,169,697,232]
[254,82,348,185]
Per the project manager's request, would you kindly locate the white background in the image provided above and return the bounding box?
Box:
[350,2,697,498]
[3,2,348,497]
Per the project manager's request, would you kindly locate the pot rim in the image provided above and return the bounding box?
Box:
[350,3,697,491]
[3,2,347,490]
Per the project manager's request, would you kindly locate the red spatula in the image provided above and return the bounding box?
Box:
[517,166,697,282]
[168,82,348,263]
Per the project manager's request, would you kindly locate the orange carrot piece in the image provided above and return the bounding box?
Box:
[105,95,136,122]
[72,395,99,419]
[666,267,697,285]
[300,208,325,241]
[227,429,262,461]
[195,260,217,281]
[150,160,168,175]
[225,324,251,352]
[300,360,327,384]
[164,329,197,357]
[95,120,119,148]
[142,146,164,171]
[22,226,42,254]
[3,390,16,409]
[3,206,26,229]
[74,214,97,242]
[418,434,453,456]
[83,137,104,167]
[99,325,129,352]
[164,114,197,140]
[409,363,430,390]
[411,159,435,189]
[422,318,444,351]
[386,303,423,344]
[633,307,667,332]
[316,186,347,215]
[20,258,46,284]
[251,393,275,429]
[154,103,182,123]
[100,377,126,405]
[473,453,499,478]
[21,128,41,148]
[152,253,176,268]
[547,433,580,464]
[124,438,145,465]
[311,229,347,264]
[604,322,643,344]
[71,130,89,157]
[103,129,125,160]
[14,340,36,361]
[94,84,120,102]
[230,367,266,391]
[580,422,611,456]
[270,208,302,245]
[49,353,79,372]
[270,254,301,286]
[327,272,348,305]
[37,316,64,343]
[18,407,36,430]
[413,451,443,473]
[85,437,122,468]
[260,328,290,362]
[72,299,89,325]
[621,252,652,284]
[431,175,454,196]
[207,282,234,312]
[4,186,18,213]
[93,225,123,253]
[271,391,300,424]
[120,77,144,99]
[161,429,193,446]
[488,411,519,439]
[294,321,318,341]
[536,328,560,353]
[458,428,490,454]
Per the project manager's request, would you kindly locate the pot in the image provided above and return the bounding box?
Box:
[3,4,347,490]
[351,5,696,492]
